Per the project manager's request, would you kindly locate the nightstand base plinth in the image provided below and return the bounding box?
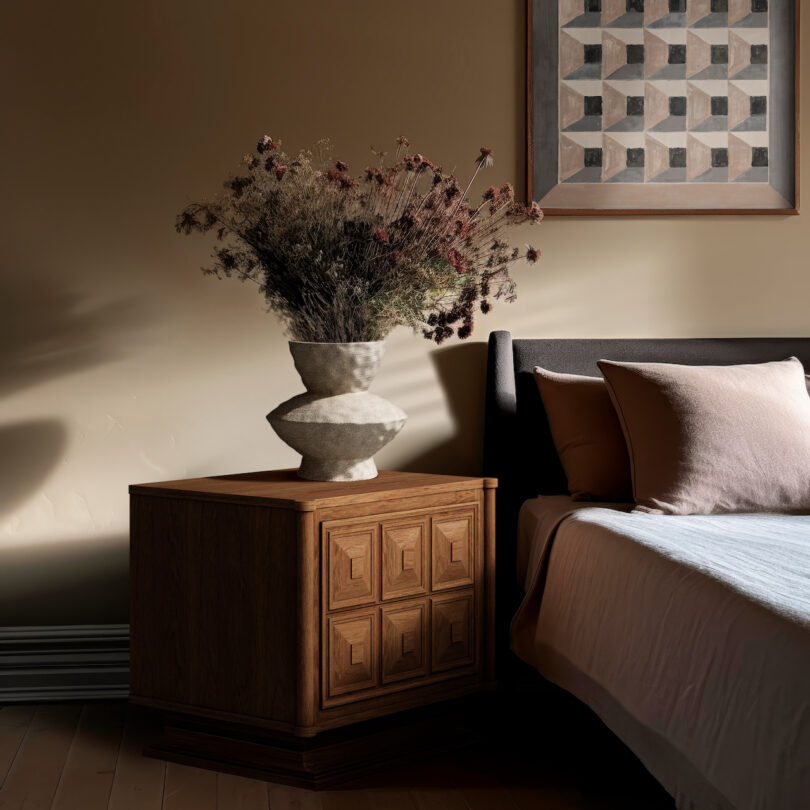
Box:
[144,694,494,789]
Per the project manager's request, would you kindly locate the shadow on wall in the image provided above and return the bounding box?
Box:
[0,420,68,518]
[0,271,154,519]
[398,341,488,477]
[0,271,151,400]
[0,535,129,626]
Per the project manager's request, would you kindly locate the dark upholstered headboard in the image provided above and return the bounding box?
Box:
[483,330,810,649]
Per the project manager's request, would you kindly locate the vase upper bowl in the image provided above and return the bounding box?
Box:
[289,341,385,394]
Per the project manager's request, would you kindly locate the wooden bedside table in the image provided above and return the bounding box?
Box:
[129,469,496,786]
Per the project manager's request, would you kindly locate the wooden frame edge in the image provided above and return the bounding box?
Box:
[526,0,801,217]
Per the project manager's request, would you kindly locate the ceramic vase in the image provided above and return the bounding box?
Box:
[267,341,407,481]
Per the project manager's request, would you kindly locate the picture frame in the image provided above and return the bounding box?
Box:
[527,0,799,215]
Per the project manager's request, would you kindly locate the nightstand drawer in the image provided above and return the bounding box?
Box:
[381,516,428,600]
[381,600,427,684]
[431,509,475,591]
[431,593,474,672]
[326,609,378,699]
[325,522,379,610]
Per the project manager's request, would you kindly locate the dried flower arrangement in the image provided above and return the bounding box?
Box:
[177,135,542,344]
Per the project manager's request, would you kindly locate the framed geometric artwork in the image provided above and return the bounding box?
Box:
[528,0,799,214]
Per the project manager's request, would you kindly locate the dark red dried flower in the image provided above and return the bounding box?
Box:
[448,249,467,274]
[526,202,544,222]
[444,181,461,202]
[180,133,539,345]
[256,135,277,154]
[325,169,357,189]
[476,147,495,168]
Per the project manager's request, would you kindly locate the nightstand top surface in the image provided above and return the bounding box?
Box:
[130,469,496,511]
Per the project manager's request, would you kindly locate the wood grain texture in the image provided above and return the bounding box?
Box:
[0,705,35,787]
[162,763,217,810]
[131,471,496,782]
[296,510,319,733]
[483,486,497,684]
[130,497,300,729]
[381,601,427,684]
[130,470,488,511]
[430,509,474,591]
[411,789,469,810]
[0,698,676,809]
[51,703,125,810]
[325,522,379,610]
[0,704,81,809]
[216,772,269,809]
[381,517,428,601]
[108,708,166,810]
[321,790,374,810]
[267,782,323,809]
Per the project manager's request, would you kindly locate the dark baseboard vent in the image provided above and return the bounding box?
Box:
[0,624,129,702]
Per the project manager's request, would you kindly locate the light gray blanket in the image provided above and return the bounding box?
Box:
[513,498,810,810]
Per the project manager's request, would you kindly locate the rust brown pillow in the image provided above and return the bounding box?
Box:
[533,367,632,501]
[598,358,810,515]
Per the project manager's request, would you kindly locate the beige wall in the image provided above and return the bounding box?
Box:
[1,1,808,625]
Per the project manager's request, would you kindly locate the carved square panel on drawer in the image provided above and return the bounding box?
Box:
[381,517,428,601]
[326,523,378,610]
[431,509,474,591]
[327,611,378,698]
[381,601,427,684]
[431,593,474,672]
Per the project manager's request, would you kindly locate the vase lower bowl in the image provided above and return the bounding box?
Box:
[297,456,378,482]
[267,392,406,482]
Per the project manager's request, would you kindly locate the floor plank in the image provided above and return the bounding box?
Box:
[0,706,36,787]
[267,782,324,810]
[162,762,217,810]
[410,789,470,810]
[216,772,269,810]
[363,789,419,810]
[460,785,519,810]
[108,708,166,810]
[51,703,126,810]
[0,699,675,810]
[0,703,81,810]
[321,790,373,810]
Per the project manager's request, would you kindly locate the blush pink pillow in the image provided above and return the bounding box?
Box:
[599,357,810,515]
[533,367,632,501]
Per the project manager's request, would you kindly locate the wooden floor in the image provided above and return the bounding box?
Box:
[0,697,675,810]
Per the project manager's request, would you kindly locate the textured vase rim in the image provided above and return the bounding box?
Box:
[288,340,385,346]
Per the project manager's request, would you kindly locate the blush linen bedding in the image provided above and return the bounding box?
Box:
[512,497,810,810]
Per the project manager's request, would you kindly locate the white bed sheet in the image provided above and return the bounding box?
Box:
[513,497,810,810]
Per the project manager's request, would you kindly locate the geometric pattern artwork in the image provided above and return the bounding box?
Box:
[559,0,769,185]
[529,0,798,212]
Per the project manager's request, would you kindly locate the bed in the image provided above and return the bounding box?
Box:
[483,331,810,810]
